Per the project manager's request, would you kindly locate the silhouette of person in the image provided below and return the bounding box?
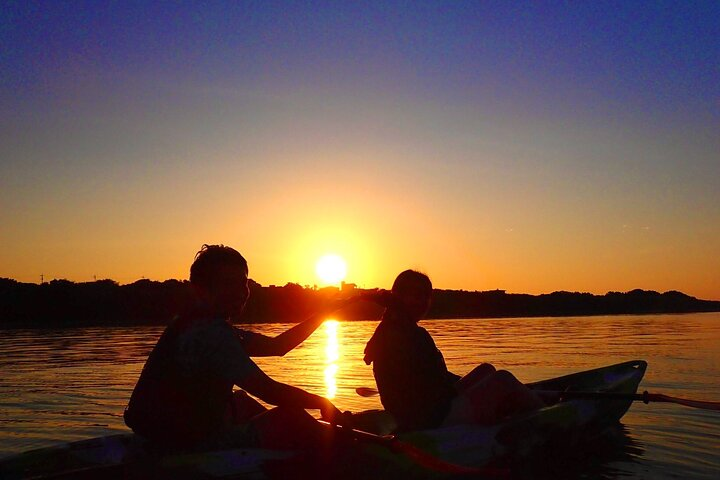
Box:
[124,244,354,450]
[364,270,544,432]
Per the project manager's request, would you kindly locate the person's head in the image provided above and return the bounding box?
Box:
[190,244,249,317]
[389,270,432,321]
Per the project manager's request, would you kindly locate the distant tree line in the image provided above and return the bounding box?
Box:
[429,288,720,318]
[0,277,718,328]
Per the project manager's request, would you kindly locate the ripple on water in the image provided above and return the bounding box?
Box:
[1,314,719,478]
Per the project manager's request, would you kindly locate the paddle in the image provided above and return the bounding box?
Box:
[548,390,720,411]
[356,387,381,397]
[319,420,509,477]
[356,387,720,411]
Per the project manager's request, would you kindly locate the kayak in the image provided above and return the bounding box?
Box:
[0,360,647,479]
[393,359,647,472]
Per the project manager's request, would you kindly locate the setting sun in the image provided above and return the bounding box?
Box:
[315,254,347,286]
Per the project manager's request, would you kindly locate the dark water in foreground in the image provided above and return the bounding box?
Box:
[1,313,719,478]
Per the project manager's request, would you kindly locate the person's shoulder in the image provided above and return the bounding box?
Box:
[167,313,214,331]
[152,314,195,344]
[201,317,236,337]
[231,325,255,338]
[410,324,437,346]
[373,320,409,339]
[388,323,431,350]
[373,320,391,334]
[171,316,234,345]
[195,319,254,363]
[414,324,431,336]
[365,320,405,350]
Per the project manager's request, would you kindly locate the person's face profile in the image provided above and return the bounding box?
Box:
[394,283,431,320]
[211,264,249,316]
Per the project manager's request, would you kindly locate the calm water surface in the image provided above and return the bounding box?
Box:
[1,313,719,478]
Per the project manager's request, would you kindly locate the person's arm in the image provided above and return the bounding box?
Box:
[240,296,364,357]
[212,321,341,423]
[240,368,342,422]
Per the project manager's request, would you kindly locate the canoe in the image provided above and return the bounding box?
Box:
[0,360,647,479]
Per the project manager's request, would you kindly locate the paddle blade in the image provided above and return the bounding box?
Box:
[356,387,379,397]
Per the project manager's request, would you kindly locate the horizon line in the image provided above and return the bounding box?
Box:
[2,276,718,302]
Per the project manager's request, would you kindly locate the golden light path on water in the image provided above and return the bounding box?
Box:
[324,319,340,399]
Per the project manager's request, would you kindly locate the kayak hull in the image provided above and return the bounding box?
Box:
[0,360,647,479]
[394,359,647,471]
[0,433,298,479]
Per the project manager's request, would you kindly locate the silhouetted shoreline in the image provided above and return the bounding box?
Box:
[1,277,718,329]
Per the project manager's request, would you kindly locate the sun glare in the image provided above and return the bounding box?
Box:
[315,254,347,285]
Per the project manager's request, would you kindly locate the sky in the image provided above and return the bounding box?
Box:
[1,1,719,299]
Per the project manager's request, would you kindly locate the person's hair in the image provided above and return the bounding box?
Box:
[190,244,247,288]
[391,269,432,297]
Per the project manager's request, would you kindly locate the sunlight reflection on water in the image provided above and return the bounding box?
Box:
[1,314,719,478]
[323,319,339,399]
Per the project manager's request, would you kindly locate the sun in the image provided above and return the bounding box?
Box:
[315,254,347,286]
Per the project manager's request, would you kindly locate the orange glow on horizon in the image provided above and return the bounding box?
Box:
[2,168,718,300]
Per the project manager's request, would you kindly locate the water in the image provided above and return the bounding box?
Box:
[1,313,719,478]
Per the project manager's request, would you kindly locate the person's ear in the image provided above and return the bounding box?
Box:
[192,282,214,302]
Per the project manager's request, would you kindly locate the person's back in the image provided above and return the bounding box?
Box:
[363,270,458,432]
[364,316,456,431]
[125,313,259,446]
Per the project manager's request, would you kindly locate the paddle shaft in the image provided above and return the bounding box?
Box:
[552,390,654,403]
[357,388,655,402]
[356,387,720,411]
[544,390,720,411]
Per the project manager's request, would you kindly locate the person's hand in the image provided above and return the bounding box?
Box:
[363,289,394,307]
[325,294,363,312]
[322,408,353,428]
[319,400,344,425]
[338,410,354,428]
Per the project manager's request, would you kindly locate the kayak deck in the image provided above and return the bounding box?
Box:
[0,360,647,479]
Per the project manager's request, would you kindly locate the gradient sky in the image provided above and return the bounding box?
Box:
[1,1,719,299]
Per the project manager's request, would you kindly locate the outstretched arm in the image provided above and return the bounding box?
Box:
[240,368,341,422]
[240,296,363,357]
